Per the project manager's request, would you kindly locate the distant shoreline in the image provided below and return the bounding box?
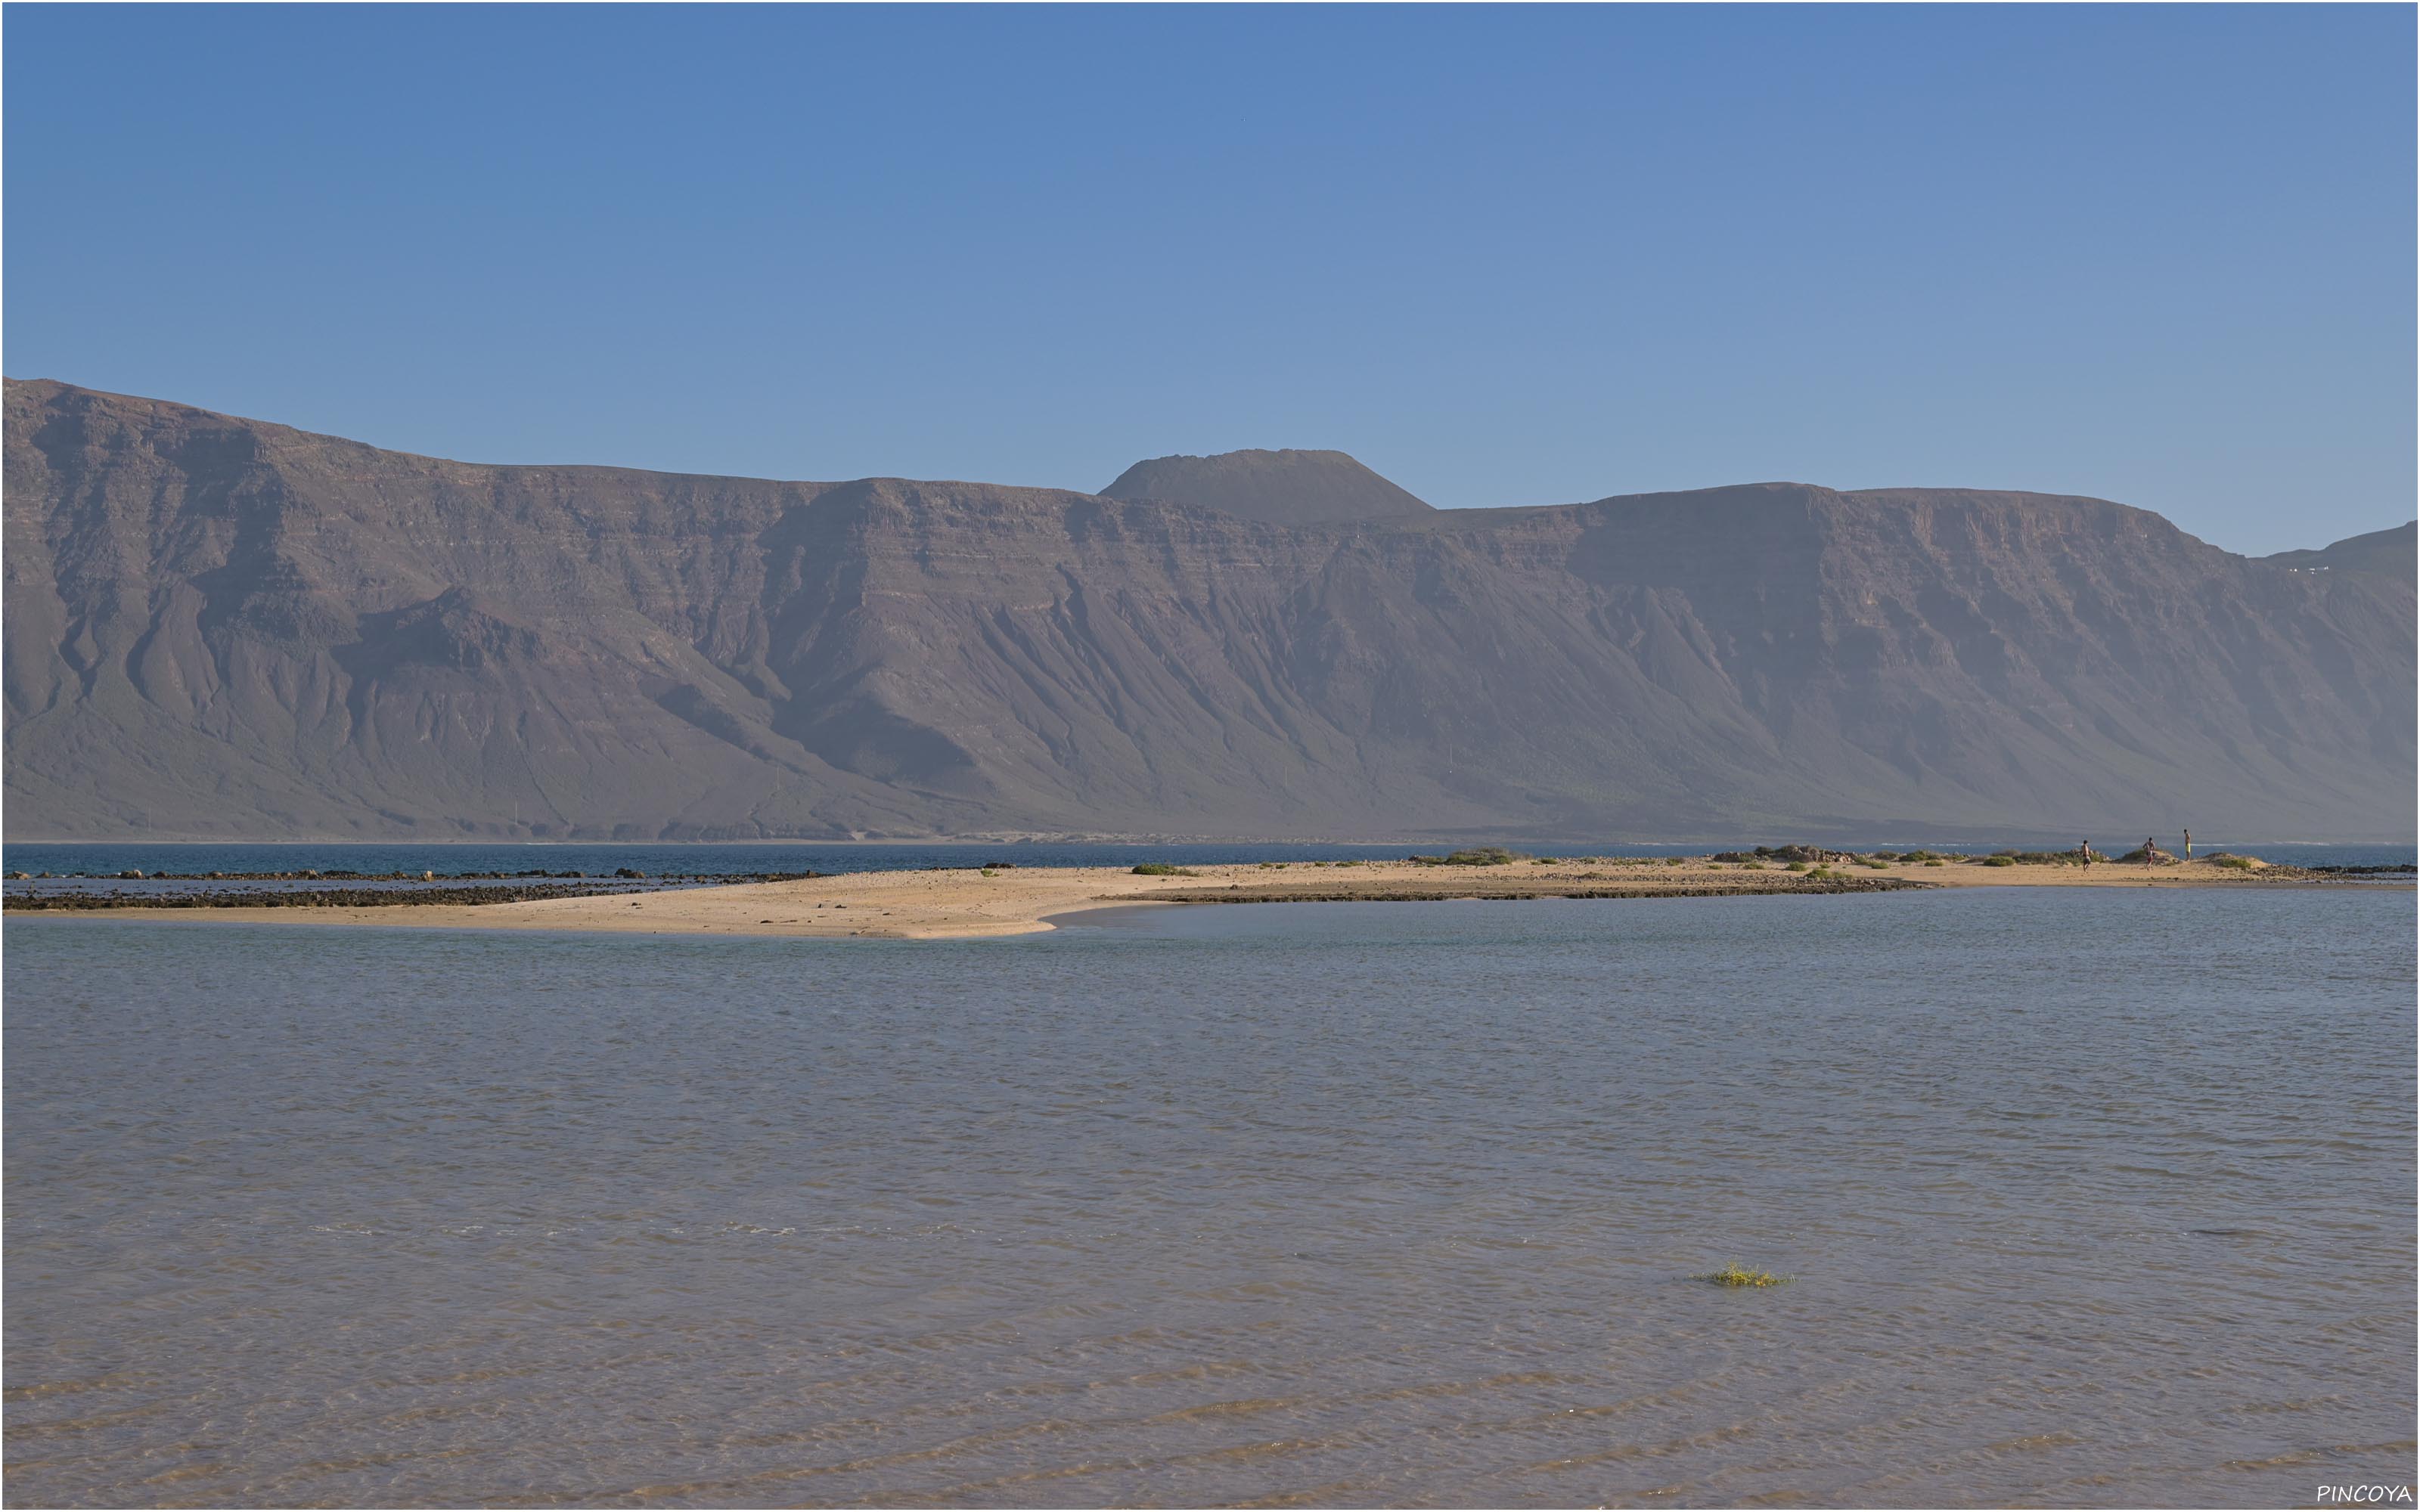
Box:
[8,835,2411,847]
[7,854,2391,942]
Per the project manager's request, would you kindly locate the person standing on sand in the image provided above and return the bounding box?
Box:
[2081,841,2093,868]
[2183,829,2192,858]
[2145,837,2157,863]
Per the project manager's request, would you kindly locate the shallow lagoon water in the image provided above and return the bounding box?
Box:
[5,888,2413,1507]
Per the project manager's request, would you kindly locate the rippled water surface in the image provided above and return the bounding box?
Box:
[6,889,2413,1507]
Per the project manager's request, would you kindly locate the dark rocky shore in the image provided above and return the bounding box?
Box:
[1,870,829,912]
[6,882,644,912]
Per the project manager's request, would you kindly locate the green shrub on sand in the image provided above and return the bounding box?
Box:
[1131,863,1199,876]
[1983,855,2018,867]
[1410,847,1526,866]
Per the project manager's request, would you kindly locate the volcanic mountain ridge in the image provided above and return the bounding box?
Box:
[5,377,2411,841]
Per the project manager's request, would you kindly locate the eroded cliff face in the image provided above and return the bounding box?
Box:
[5,379,2411,840]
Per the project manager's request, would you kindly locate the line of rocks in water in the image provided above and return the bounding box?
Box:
[4,868,833,882]
[5,882,649,911]
[2,872,833,911]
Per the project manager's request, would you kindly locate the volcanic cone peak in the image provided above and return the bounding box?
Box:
[1100,448,1434,525]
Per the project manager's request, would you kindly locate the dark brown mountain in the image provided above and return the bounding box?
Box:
[5,379,2411,841]
[1101,448,1434,525]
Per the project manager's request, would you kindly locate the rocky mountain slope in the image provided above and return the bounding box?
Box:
[2263,521,2415,581]
[6,379,2411,841]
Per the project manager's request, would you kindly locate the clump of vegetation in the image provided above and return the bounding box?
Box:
[1785,861,1810,873]
[981,868,1000,878]
[1700,1263,1788,1288]
[1923,858,1945,867]
[2212,854,2259,871]
[1740,861,1767,871]
[1410,847,1528,866]
[1664,856,1686,866]
[1534,857,1559,864]
[1131,863,1199,876]
[1861,858,1891,869]
[1981,849,2091,866]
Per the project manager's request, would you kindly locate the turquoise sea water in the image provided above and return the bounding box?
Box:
[5,887,2414,1506]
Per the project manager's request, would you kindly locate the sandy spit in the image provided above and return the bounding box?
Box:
[7,855,2361,941]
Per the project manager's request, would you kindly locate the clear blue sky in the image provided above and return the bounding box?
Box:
[6,5,2411,554]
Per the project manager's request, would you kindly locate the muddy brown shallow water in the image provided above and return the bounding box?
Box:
[5,887,2412,1507]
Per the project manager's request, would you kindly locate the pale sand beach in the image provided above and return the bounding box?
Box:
[27,854,2363,940]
